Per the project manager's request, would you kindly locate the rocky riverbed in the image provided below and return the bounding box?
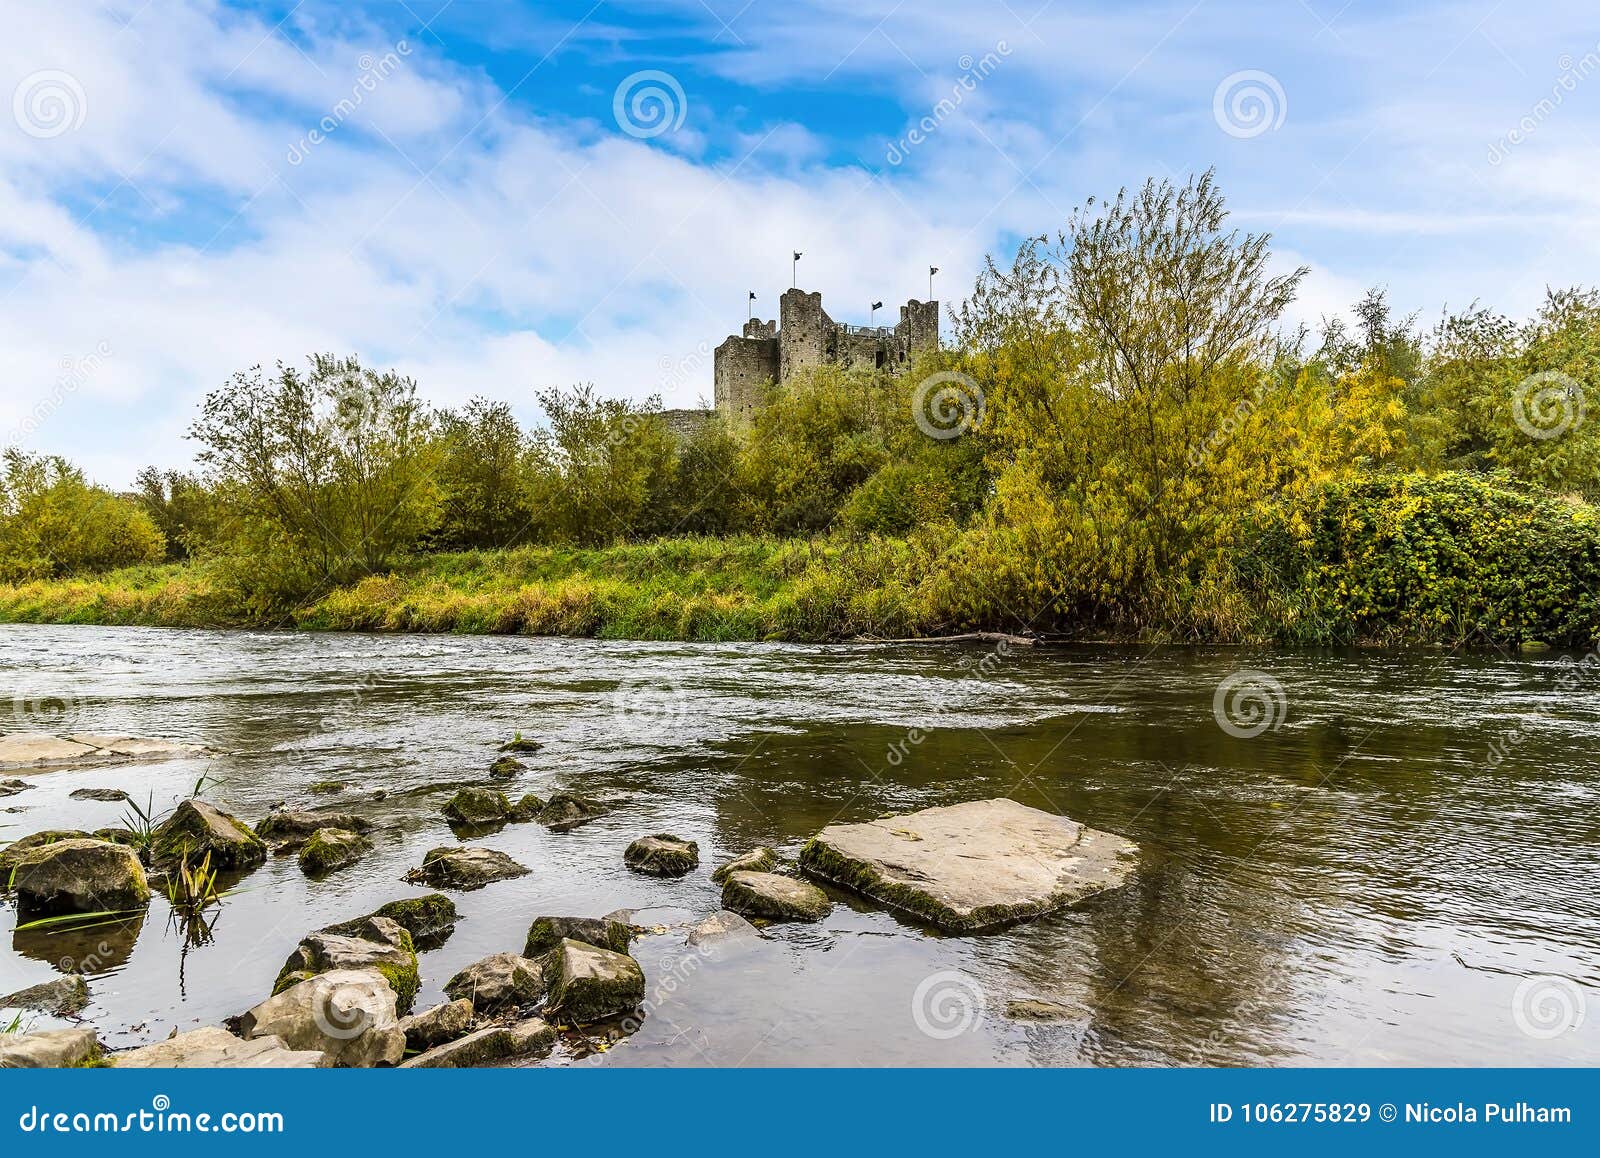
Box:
[2,625,1597,1066]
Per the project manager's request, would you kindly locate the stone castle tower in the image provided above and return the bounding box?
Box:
[713,288,940,422]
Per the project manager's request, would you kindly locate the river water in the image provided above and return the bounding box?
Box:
[1,623,1595,1066]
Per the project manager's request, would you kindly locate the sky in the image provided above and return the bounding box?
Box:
[4,0,1600,486]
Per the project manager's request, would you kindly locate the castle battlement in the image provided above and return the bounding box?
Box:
[713,286,939,423]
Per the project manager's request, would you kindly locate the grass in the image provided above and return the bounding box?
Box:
[0,536,946,642]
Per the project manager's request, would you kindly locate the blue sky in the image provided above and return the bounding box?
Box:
[4,0,1600,484]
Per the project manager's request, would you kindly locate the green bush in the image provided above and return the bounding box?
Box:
[1243,472,1600,645]
[0,450,165,580]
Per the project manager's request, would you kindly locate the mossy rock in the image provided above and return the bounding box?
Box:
[403,845,529,891]
[710,846,778,884]
[623,833,699,877]
[297,827,372,876]
[10,839,151,916]
[363,894,459,943]
[536,793,609,833]
[499,736,540,753]
[443,952,545,1012]
[1,830,93,883]
[721,870,830,923]
[150,800,266,870]
[442,788,511,826]
[524,915,632,957]
[272,916,420,1013]
[254,810,373,845]
[488,756,525,780]
[306,781,346,795]
[508,793,545,823]
[541,938,645,1025]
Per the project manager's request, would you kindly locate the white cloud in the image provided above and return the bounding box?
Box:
[4,0,1600,487]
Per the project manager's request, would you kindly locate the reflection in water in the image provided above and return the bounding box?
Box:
[0,624,1596,1065]
[13,910,147,975]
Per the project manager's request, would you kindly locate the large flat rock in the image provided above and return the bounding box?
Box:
[0,731,205,771]
[113,1027,323,1068]
[799,798,1138,934]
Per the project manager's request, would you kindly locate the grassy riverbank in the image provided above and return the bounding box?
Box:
[0,537,942,642]
[4,473,1600,646]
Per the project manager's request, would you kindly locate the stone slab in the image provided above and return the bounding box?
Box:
[113,1027,323,1068]
[799,798,1138,933]
[0,732,204,771]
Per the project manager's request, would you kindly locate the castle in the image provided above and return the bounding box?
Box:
[714,287,940,421]
[660,287,940,437]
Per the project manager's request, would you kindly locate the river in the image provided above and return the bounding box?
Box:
[1,623,1595,1065]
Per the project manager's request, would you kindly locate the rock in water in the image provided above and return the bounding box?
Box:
[0,732,203,771]
[0,974,90,1016]
[0,778,31,797]
[0,830,92,880]
[326,894,458,945]
[536,793,608,832]
[399,1017,555,1068]
[236,968,404,1068]
[686,909,761,950]
[442,788,511,825]
[151,799,266,870]
[297,827,373,876]
[443,953,545,1012]
[10,838,151,915]
[799,798,1138,933]
[524,915,632,957]
[508,793,545,823]
[0,1027,101,1068]
[69,788,130,802]
[710,847,777,884]
[113,1027,323,1068]
[541,938,645,1024]
[488,756,525,779]
[623,833,699,877]
[399,999,474,1052]
[720,871,831,923]
[273,916,420,1013]
[1005,998,1076,1022]
[403,845,529,891]
[254,809,374,847]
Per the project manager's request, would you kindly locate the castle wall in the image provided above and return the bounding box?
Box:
[837,330,889,371]
[779,288,832,382]
[659,408,712,441]
[713,334,778,423]
[898,299,940,357]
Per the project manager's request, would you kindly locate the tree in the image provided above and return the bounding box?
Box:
[943,171,1308,628]
[0,450,164,579]
[189,354,441,597]
[132,466,219,560]
[529,384,677,544]
[431,398,536,550]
